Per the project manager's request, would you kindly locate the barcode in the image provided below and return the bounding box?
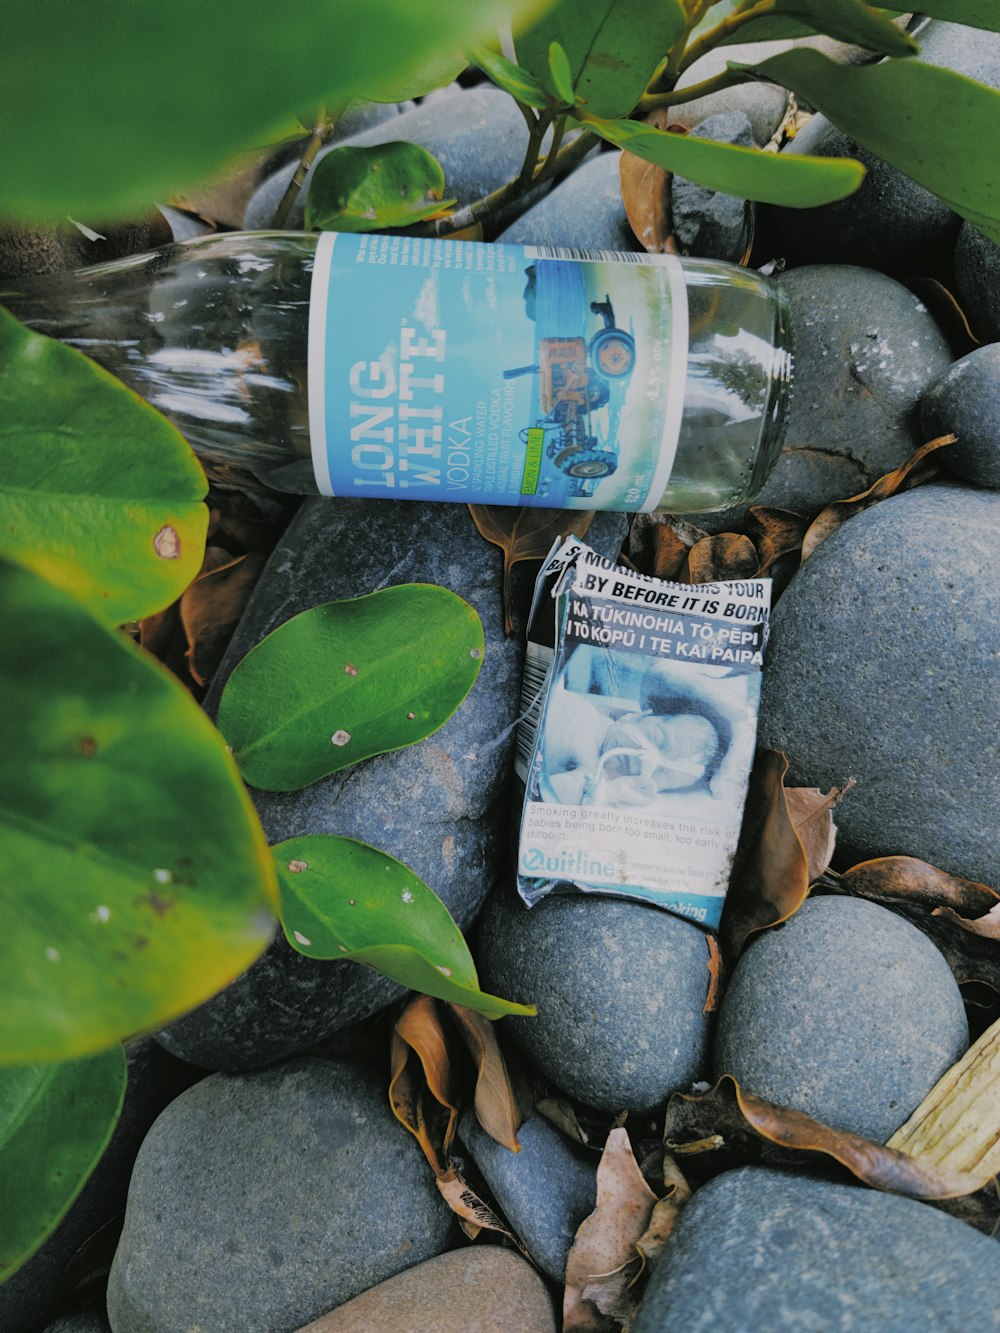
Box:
[513,649,552,781]
[524,244,665,265]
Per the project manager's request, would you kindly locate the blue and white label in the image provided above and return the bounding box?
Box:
[308,232,687,511]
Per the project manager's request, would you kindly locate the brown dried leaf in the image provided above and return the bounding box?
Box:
[447,1003,522,1152]
[935,901,1000,941]
[634,1155,692,1270]
[839,857,1000,917]
[802,435,955,562]
[564,1128,657,1332]
[664,1075,994,1200]
[704,935,722,1014]
[388,996,459,1176]
[536,1096,592,1147]
[744,506,809,575]
[467,505,595,635]
[436,1165,525,1245]
[784,780,851,882]
[618,107,679,254]
[680,532,758,584]
[180,547,267,687]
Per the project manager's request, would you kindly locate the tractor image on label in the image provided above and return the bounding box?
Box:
[505,261,636,493]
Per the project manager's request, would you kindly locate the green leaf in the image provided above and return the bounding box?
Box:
[274,836,536,1019]
[304,142,456,233]
[744,50,1000,244]
[548,42,578,105]
[715,0,916,54]
[0,309,208,625]
[907,2,1000,31]
[0,558,277,1064]
[361,49,470,102]
[0,1046,126,1282]
[584,115,865,206]
[516,0,687,118]
[0,0,551,219]
[469,45,553,108]
[217,583,485,793]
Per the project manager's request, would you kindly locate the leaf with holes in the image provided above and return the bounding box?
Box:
[0,1046,126,1282]
[305,142,455,232]
[0,309,207,625]
[0,558,277,1063]
[274,836,535,1018]
[217,583,484,791]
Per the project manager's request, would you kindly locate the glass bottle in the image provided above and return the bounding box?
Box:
[2,230,792,513]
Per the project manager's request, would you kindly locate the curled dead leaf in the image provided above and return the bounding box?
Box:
[680,532,758,584]
[389,996,459,1176]
[704,935,722,1014]
[618,107,680,255]
[744,506,809,576]
[180,547,266,686]
[447,1002,522,1152]
[436,1165,525,1247]
[934,901,1000,941]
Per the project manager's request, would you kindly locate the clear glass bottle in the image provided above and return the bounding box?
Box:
[2,231,791,512]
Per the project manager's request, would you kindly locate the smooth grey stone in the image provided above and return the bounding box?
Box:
[496,152,639,252]
[244,87,539,230]
[43,1316,111,1333]
[752,265,952,514]
[758,483,1000,885]
[155,503,628,1071]
[714,895,968,1142]
[475,884,713,1112]
[0,1040,201,1333]
[632,1167,1000,1333]
[761,113,959,274]
[917,16,1000,87]
[672,112,755,262]
[458,1111,597,1281]
[922,344,1000,487]
[954,224,1000,343]
[105,1057,455,1333]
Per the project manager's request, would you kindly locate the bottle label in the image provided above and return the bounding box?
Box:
[308,232,687,511]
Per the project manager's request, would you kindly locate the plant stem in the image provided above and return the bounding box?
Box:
[270,110,337,228]
[679,0,775,77]
[639,69,745,115]
[518,108,554,184]
[535,114,567,180]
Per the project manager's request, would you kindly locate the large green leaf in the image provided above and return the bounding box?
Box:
[305,143,456,233]
[0,309,207,626]
[584,114,865,206]
[0,0,551,219]
[907,2,1000,31]
[712,0,916,54]
[361,49,471,102]
[217,584,485,792]
[515,0,687,117]
[0,558,277,1063]
[744,50,1000,243]
[0,1046,126,1282]
[274,836,535,1019]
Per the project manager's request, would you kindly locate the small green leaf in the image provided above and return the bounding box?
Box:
[0,558,277,1063]
[0,309,208,625]
[1,0,551,219]
[469,45,552,108]
[274,836,536,1019]
[744,50,1000,244]
[0,1046,126,1282]
[516,0,687,119]
[584,115,865,207]
[548,41,577,105]
[715,0,916,55]
[305,142,456,233]
[217,583,485,792]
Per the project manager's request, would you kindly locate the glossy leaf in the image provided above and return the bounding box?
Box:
[585,115,865,206]
[548,42,577,105]
[743,50,1000,244]
[0,558,277,1063]
[469,45,552,108]
[217,583,485,792]
[273,835,535,1019]
[0,309,207,625]
[516,0,686,119]
[304,142,455,233]
[1,0,548,218]
[0,1046,127,1281]
[710,0,916,54]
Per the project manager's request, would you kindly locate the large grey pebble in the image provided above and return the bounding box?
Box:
[297,1247,556,1332]
[155,503,626,1070]
[43,1316,111,1333]
[245,87,540,231]
[714,895,968,1142]
[458,1110,597,1281]
[105,1058,455,1333]
[475,885,714,1112]
[0,1039,200,1333]
[758,483,1000,885]
[671,112,754,263]
[632,1167,1000,1332]
[754,265,952,515]
[954,224,1000,342]
[921,344,1000,487]
[496,152,638,252]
